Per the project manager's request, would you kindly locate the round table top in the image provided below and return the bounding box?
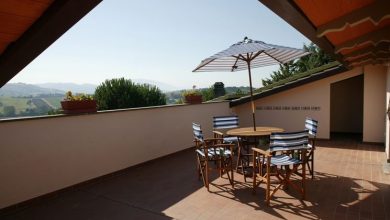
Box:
[226,126,284,137]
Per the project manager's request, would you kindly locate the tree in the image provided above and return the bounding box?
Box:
[94,78,166,110]
[3,106,16,117]
[262,43,334,86]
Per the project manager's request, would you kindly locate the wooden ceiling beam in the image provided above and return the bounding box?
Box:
[344,43,390,61]
[335,28,390,54]
[317,0,390,37]
[258,0,344,63]
[349,59,389,67]
[0,0,102,88]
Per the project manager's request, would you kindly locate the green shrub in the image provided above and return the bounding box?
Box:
[94,78,166,110]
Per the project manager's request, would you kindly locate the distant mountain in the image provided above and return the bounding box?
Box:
[0,83,65,97]
[36,83,97,94]
[36,80,178,93]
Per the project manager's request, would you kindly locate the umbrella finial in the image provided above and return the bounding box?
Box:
[243,36,251,44]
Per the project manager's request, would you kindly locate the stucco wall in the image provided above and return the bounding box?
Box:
[232,64,387,142]
[386,64,390,161]
[363,65,387,143]
[0,102,231,209]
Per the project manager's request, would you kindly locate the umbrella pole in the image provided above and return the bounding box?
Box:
[247,61,256,131]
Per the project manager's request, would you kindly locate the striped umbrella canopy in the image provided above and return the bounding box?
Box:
[193,37,309,131]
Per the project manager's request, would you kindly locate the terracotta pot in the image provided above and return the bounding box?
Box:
[184,94,202,104]
[61,100,97,114]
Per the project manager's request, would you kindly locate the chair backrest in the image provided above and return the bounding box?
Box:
[269,131,309,152]
[192,123,204,142]
[305,117,318,137]
[213,115,239,129]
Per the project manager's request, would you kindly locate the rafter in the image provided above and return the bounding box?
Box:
[0,0,102,88]
[317,0,390,37]
[343,43,390,61]
[335,28,390,54]
[348,54,389,67]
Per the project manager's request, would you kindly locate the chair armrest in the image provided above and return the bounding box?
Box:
[213,130,224,137]
[203,138,224,144]
[215,143,235,148]
[252,147,271,157]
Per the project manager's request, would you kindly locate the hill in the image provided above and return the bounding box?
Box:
[0,83,64,97]
[36,83,97,94]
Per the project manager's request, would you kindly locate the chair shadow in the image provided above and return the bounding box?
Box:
[208,170,389,219]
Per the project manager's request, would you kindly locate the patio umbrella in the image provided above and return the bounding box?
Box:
[193,37,309,131]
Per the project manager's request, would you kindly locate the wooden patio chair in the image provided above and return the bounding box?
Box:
[192,122,234,191]
[252,130,309,205]
[212,115,239,143]
[212,115,251,182]
[305,117,318,179]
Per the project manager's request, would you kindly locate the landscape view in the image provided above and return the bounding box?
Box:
[0,81,250,118]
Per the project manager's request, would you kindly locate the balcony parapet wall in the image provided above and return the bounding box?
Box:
[0,101,231,209]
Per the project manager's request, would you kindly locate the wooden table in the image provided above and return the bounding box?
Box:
[227,126,284,180]
[227,126,284,137]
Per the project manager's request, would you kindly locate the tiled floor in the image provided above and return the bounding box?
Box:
[1,138,389,220]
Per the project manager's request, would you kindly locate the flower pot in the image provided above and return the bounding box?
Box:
[61,100,97,114]
[184,94,203,104]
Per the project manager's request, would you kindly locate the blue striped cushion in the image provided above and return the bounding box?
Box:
[192,123,204,141]
[223,136,239,143]
[213,115,239,129]
[305,117,318,136]
[271,155,301,166]
[196,148,232,158]
[270,131,309,152]
[257,155,301,166]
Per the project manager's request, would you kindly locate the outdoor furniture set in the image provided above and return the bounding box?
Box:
[192,116,318,205]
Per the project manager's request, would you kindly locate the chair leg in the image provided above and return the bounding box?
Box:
[302,161,306,199]
[266,159,271,206]
[236,145,242,172]
[252,152,257,194]
[230,156,234,187]
[311,150,314,179]
[205,161,209,191]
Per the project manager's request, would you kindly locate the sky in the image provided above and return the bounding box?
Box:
[10,0,310,90]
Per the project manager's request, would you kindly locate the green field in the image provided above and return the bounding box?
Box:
[0,97,31,114]
[0,95,64,117]
[42,96,63,109]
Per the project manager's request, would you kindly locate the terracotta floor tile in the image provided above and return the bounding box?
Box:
[1,138,389,220]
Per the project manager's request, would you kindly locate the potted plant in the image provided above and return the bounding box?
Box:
[61,91,97,114]
[182,86,203,104]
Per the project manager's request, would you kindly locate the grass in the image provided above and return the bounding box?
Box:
[0,97,31,114]
[43,96,63,109]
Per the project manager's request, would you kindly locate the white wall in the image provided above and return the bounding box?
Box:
[0,102,231,209]
[385,64,390,161]
[232,64,387,142]
[363,65,387,143]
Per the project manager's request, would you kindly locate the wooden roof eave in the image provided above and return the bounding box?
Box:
[0,0,102,88]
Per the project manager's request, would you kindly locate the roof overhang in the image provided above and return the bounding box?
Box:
[230,64,348,107]
[0,0,102,88]
[258,0,390,68]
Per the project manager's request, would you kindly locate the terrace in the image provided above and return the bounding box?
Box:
[1,0,390,219]
[1,118,389,219]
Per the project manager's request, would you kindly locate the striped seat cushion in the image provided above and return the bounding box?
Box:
[270,131,309,152]
[305,117,318,136]
[213,115,239,129]
[192,123,204,142]
[271,155,301,166]
[257,155,301,166]
[196,148,232,158]
[223,136,239,143]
